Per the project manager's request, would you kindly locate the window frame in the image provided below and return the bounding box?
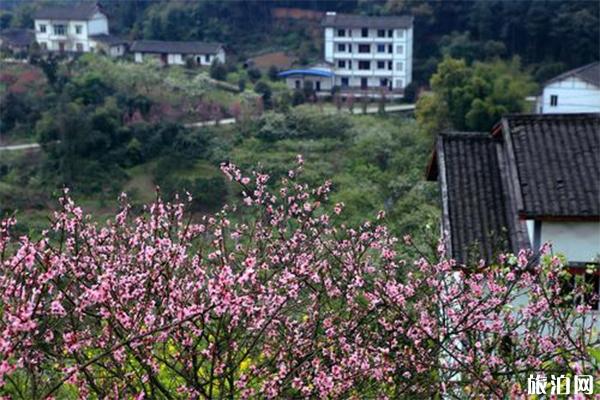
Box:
[53,24,66,36]
[550,94,558,107]
[358,60,370,70]
[361,27,368,38]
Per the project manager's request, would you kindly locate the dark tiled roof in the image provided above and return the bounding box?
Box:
[0,28,34,46]
[436,132,511,264]
[130,40,222,55]
[321,13,413,29]
[89,34,128,46]
[34,3,101,20]
[545,62,600,88]
[501,113,600,218]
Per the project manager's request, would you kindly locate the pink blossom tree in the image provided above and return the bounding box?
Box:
[0,159,597,399]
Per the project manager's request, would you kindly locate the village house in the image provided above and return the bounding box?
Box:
[0,28,35,55]
[130,40,225,66]
[33,2,125,55]
[536,62,600,114]
[278,63,335,92]
[426,113,600,307]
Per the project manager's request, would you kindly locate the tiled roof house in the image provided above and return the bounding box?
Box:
[427,113,600,266]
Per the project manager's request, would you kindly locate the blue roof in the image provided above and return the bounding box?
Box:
[278,69,335,78]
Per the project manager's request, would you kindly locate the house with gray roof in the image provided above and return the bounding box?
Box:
[0,28,34,54]
[34,3,106,53]
[130,40,225,66]
[536,62,600,114]
[427,113,600,270]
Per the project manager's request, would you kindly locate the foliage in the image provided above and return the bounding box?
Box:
[209,59,227,81]
[253,81,272,109]
[416,57,536,135]
[0,163,597,399]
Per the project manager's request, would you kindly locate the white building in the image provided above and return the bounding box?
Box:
[536,62,600,114]
[130,40,225,66]
[33,3,111,53]
[322,12,413,92]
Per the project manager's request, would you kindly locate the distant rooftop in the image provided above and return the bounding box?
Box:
[89,34,128,46]
[34,3,102,20]
[130,40,222,55]
[0,28,34,46]
[545,62,600,88]
[321,12,413,29]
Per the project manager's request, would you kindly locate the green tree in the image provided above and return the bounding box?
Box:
[416,57,536,135]
[209,59,227,80]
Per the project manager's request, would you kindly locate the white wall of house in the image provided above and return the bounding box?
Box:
[134,50,225,66]
[167,53,184,65]
[285,75,334,91]
[34,14,108,53]
[538,77,600,114]
[540,221,600,263]
[323,18,413,90]
[87,12,108,35]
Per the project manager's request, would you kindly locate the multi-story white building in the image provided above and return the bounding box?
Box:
[536,62,600,114]
[322,12,413,92]
[33,3,122,54]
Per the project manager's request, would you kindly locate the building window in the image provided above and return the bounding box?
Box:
[358,61,370,70]
[396,45,404,54]
[380,78,388,87]
[388,61,392,70]
[76,43,84,52]
[550,95,558,107]
[396,61,404,71]
[338,60,346,68]
[358,44,370,53]
[341,77,349,87]
[377,44,385,53]
[395,79,404,88]
[388,44,393,53]
[377,29,385,37]
[387,29,393,38]
[348,60,352,69]
[337,29,345,37]
[75,25,82,34]
[53,25,66,35]
[397,29,405,38]
[361,28,368,37]
[337,43,346,52]
[377,61,385,69]
[295,80,301,89]
[39,24,46,33]
[205,54,211,62]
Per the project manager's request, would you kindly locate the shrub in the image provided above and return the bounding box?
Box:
[209,59,227,81]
